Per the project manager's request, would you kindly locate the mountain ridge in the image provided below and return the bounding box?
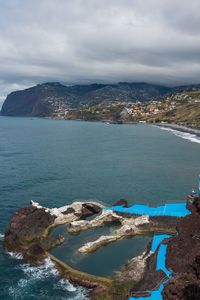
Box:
[1,81,200,117]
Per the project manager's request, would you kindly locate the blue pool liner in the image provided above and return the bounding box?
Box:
[105,202,191,217]
[104,202,190,300]
[129,234,172,300]
[151,234,171,253]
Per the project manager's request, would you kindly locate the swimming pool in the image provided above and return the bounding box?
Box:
[105,202,190,217]
[104,202,191,300]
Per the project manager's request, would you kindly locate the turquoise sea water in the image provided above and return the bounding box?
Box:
[0,117,200,299]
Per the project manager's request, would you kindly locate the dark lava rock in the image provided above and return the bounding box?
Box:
[149,216,178,233]
[162,197,200,300]
[62,207,75,215]
[166,213,200,274]
[24,243,46,263]
[112,199,129,208]
[163,274,200,300]
[192,256,200,278]
[5,205,56,251]
[187,195,200,213]
[23,235,65,263]
[40,235,65,250]
[183,283,200,300]
[81,203,102,217]
[190,196,200,214]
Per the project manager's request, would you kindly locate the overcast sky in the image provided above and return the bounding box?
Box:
[1,0,200,102]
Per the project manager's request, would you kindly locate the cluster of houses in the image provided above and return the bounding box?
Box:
[48,88,200,121]
[120,100,177,120]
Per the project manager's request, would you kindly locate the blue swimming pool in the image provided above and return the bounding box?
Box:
[104,202,191,300]
[130,234,172,300]
[151,234,171,253]
[105,202,190,217]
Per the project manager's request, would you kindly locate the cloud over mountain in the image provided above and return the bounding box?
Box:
[1,0,200,101]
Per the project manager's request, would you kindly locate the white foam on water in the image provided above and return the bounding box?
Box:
[21,257,58,278]
[8,257,88,299]
[56,278,77,292]
[7,251,23,260]
[159,126,200,144]
[68,290,89,300]
[0,233,4,241]
[55,278,88,300]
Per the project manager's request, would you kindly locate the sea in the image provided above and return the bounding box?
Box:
[0,117,200,299]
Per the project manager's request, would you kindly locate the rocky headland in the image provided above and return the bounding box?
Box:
[1,82,200,127]
[0,82,171,117]
[4,196,200,299]
[4,200,102,260]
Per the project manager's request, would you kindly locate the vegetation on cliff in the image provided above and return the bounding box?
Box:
[0,82,171,117]
[1,82,200,127]
[148,89,200,127]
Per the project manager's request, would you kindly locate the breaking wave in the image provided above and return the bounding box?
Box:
[0,233,4,241]
[159,127,200,144]
[8,258,88,299]
[7,251,23,260]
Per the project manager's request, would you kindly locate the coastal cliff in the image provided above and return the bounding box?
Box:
[0,82,171,117]
[1,82,200,127]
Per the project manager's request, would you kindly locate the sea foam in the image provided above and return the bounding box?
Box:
[7,251,23,260]
[8,257,88,299]
[159,127,200,144]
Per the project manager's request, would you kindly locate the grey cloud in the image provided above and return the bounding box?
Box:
[1,0,200,102]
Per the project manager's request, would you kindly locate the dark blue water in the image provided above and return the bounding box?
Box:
[0,117,200,299]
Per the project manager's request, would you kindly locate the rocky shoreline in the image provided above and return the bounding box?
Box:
[4,196,200,299]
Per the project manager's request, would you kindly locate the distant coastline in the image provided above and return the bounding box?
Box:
[1,81,200,128]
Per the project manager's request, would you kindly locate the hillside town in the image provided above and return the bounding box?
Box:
[52,89,200,126]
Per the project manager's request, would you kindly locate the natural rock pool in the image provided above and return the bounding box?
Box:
[50,223,152,276]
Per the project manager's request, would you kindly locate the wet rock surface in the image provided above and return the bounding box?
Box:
[5,205,56,251]
[81,203,102,216]
[112,199,129,208]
